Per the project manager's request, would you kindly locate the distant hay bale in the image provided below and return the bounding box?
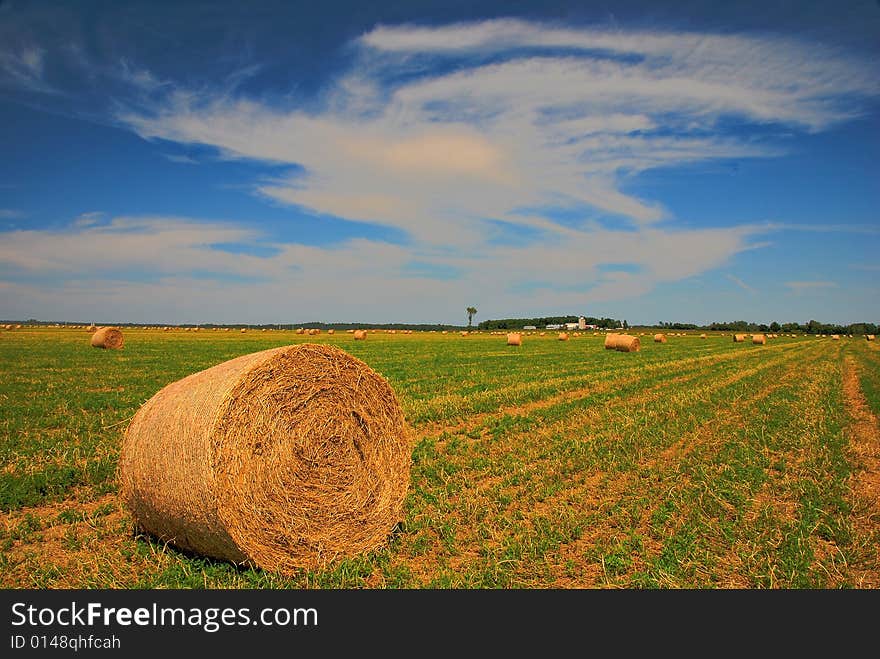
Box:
[654,333,667,343]
[831,334,840,341]
[327,329,335,335]
[118,343,411,575]
[90,327,124,350]
[296,328,305,335]
[441,330,448,334]
[460,331,469,336]
[539,332,546,336]
[612,334,641,352]
[86,324,97,332]
[353,330,367,340]
[866,335,875,341]
[506,332,522,346]
[558,332,569,341]
[604,333,620,350]
[700,333,707,339]
[240,328,247,333]
[307,329,318,336]
[733,334,746,343]
[752,334,766,345]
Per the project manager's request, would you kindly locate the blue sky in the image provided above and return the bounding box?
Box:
[1,0,878,326]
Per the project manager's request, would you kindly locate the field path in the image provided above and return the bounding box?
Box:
[842,356,880,587]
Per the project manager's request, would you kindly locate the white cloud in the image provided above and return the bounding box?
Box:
[0,215,765,323]
[0,46,54,93]
[118,21,878,249]
[785,281,838,294]
[0,209,25,219]
[726,274,757,294]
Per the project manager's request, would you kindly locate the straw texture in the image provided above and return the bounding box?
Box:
[90,327,124,349]
[118,343,411,575]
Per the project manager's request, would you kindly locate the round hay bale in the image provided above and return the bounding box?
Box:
[613,334,641,352]
[240,328,247,333]
[460,331,469,336]
[752,334,766,345]
[700,333,707,339]
[866,335,875,341]
[506,332,522,346]
[86,324,97,332]
[654,333,667,343]
[353,329,367,340]
[118,343,411,575]
[831,334,840,341]
[733,334,746,343]
[327,329,335,335]
[296,328,305,335]
[90,327,124,350]
[604,333,620,350]
[558,332,569,341]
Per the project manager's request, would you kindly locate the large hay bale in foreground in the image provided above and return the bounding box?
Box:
[604,333,620,350]
[353,329,367,340]
[733,334,746,343]
[654,333,667,343]
[506,332,522,346]
[118,343,410,575]
[752,334,766,345]
[90,327,124,350]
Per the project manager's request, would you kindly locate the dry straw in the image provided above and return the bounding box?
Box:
[654,333,667,343]
[752,334,766,345]
[90,327,124,350]
[118,343,411,575]
[613,334,641,352]
[507,332,522,346]
[604,333,640,352]
[353,330,367,340]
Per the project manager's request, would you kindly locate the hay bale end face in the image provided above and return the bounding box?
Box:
[118,343,411,575]
[90,327,124,350]
[506,332,522,346]
[752,334,766,345]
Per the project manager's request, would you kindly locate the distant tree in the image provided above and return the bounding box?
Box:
[466,306,478,328]
[770,321,781,332]
[622,319,629,329]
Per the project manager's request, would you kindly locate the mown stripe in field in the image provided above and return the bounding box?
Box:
[839,356,880,587]
[619,349,862,588]
[383,342,822,586]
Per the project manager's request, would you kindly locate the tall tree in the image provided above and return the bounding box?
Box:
[466,306,477,327]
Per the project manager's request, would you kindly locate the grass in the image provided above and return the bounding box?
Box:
[0,327,877,588]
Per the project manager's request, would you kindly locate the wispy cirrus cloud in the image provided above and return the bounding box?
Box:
[118,20,879,247]
[785,280,838,294]
[726,274,757,294]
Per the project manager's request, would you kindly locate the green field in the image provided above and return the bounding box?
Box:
[1,327,878,588]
